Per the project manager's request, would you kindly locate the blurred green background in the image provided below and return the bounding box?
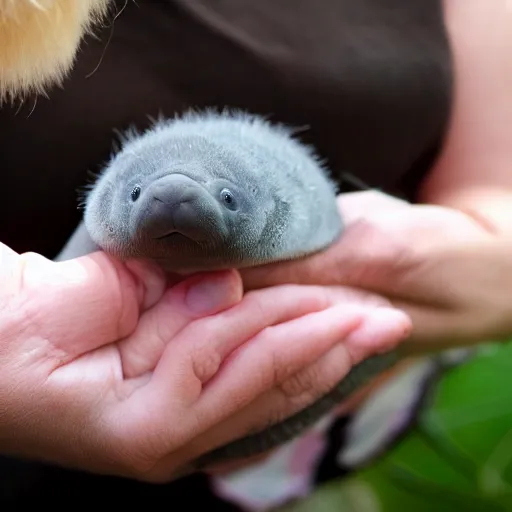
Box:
[276,342,512,512]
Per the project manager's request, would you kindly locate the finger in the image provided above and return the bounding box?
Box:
[133,286,355,429]
[240,192,410,291]
[113,285,351,465]
[210,307,410,463]
[118,270,243,378]
[239,236,349,290]
[221,306,409,440]
[144,284,338,401]
[195,303,367,415]
[239,256,316,290]
[240,217,409,291]
[156,305,411,476]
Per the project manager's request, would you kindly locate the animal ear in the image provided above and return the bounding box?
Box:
[0,0,110,102]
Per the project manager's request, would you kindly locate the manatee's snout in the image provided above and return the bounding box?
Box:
[135,174,223,242]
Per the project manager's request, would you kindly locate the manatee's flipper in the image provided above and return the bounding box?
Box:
[54,221,100,262]
[190,350,399,470]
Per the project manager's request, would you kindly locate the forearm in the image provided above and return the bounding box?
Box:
[419,0,512,235]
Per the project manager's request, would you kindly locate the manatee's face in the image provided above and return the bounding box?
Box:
[84,135,271,272]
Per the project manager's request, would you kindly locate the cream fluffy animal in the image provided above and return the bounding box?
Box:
[0,0,111,101]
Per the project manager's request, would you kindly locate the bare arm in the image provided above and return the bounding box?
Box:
[420,0,512,235]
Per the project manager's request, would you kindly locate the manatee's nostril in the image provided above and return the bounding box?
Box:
[152,186,195,208]
[134,174,224,243]
[144,195,185,239]
[141,188,205,241]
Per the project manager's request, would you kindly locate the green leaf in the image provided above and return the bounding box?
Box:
[275,341,512,511]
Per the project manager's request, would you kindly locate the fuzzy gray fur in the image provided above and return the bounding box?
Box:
[58,110,342,272]
[57,109,398,473]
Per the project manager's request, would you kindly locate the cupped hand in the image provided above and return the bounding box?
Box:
[0,242,411,483]
[241,190,512,352]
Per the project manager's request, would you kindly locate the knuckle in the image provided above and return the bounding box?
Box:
[279,365,331,406]
[190,344,223,383]
[270,348,301,386]
[280,368,318,399]
[254,336,292,388]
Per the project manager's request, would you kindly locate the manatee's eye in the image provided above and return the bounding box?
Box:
[220,188,238,211]
[131,185,141,202]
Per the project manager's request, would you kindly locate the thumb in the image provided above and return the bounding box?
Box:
[5,246,167,360]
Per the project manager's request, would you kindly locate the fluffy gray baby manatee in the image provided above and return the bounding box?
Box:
[77,110,342,273]
[57,110,398,472]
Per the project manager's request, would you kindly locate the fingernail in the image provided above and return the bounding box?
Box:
[185,271,240,314]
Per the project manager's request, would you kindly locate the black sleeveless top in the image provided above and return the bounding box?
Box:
[0,0,452,258]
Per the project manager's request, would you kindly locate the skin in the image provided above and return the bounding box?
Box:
[57,109,405,471]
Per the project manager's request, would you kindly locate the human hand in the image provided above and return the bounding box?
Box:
[0,242,410,482]
[241,190,512,353]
